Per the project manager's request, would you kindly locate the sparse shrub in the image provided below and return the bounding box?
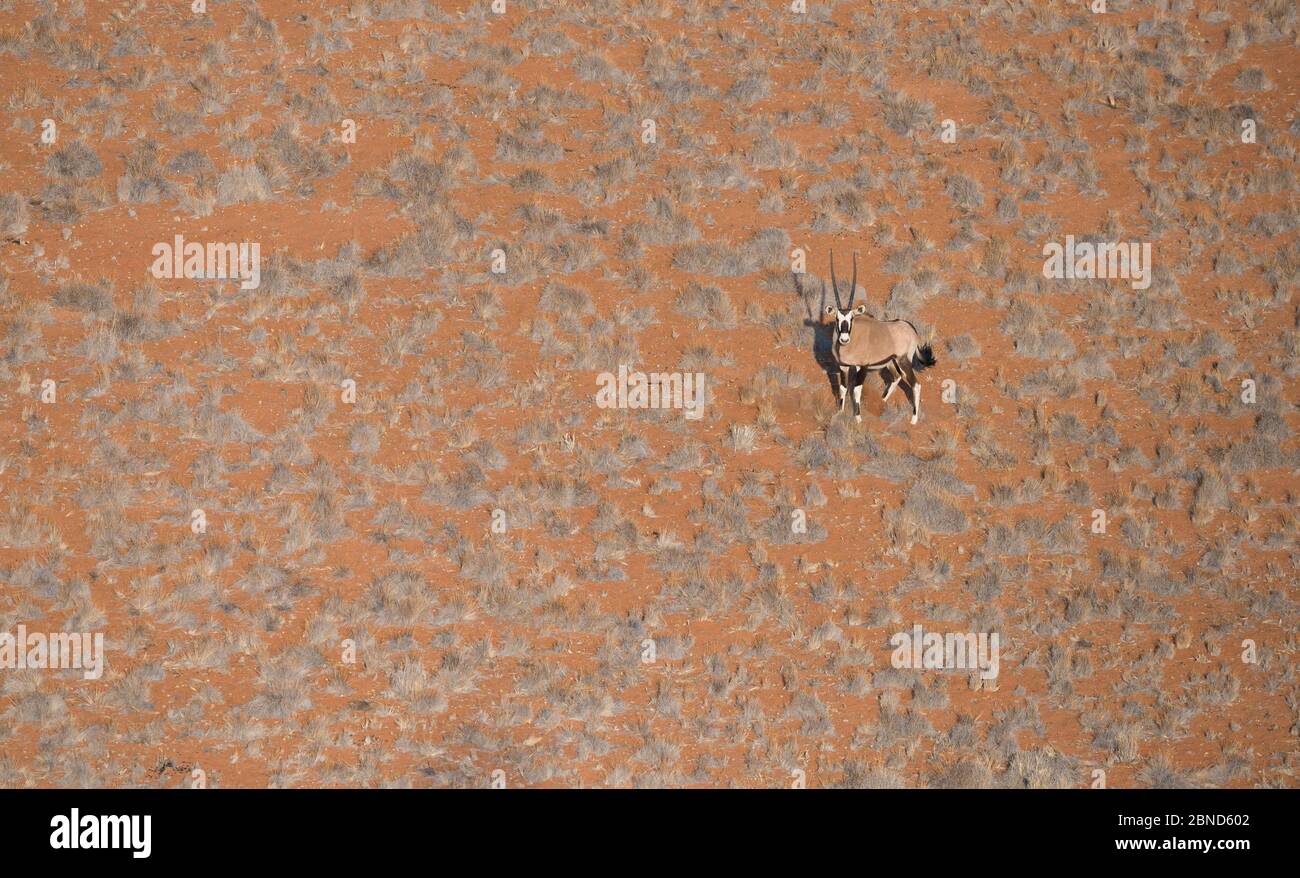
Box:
[46,141,102,179]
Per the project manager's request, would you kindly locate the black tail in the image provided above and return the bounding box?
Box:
[912,344,936,373]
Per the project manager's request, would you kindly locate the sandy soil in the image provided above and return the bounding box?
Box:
[0,0,1296,788]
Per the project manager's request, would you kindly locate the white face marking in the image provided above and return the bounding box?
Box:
[835,311,853,345]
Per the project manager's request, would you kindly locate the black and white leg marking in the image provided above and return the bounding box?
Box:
[882,363,903,402]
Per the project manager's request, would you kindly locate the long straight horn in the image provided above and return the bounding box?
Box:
[849,251,858,308]
[829,250,840,309]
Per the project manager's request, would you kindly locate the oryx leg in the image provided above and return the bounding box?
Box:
[882,361,904,402]
[838,367,850,413]
[852,367,864,422]
[896,356,920,424]
[896,379,920,424]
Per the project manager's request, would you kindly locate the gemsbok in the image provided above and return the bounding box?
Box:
[824,251,936,424]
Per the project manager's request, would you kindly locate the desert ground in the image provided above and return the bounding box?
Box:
[0,0,1296,788]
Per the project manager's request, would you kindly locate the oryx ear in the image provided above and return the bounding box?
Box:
[824,305,835,315]
[854,304,867,315]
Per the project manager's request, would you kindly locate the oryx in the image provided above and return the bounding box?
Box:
[824,251,936,424]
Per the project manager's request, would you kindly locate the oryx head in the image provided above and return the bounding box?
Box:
[826,304,868,345]
[823,250,864,345]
